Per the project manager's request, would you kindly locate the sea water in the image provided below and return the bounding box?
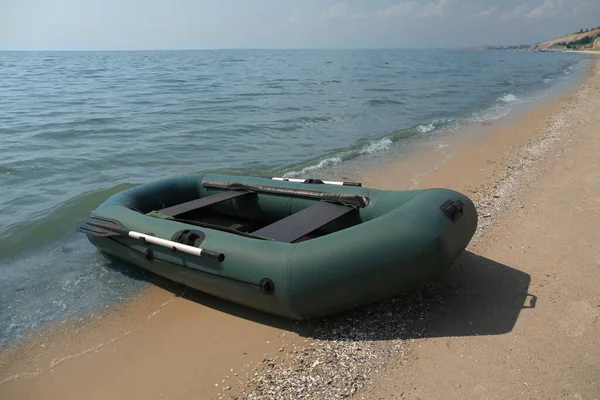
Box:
[0,49,588,347]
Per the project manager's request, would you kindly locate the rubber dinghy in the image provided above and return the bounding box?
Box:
[78,173,477,320]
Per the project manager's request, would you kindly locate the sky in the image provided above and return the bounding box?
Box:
[1,0,599,50]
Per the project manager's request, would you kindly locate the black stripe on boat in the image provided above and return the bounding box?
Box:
[202,181,369,208]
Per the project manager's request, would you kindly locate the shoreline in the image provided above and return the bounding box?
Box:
[1,58,599,399]
[363,56,600,399]
[561,49,600,55]
[310,52,593,188]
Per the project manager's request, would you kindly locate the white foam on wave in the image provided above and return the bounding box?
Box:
[359,138,393,154]
[417,123,435,133]
[498,94,519,103]
[283,156,343,178]
[472,92,527,124]
[543,78,553,84]
[470,104,511,123]
[563,64,576,75]
[415,118,457,135]
[283,138,395,178]
[281,116,460,179]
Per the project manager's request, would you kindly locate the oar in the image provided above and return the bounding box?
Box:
[271,177,361,187]
[77,216,225,262]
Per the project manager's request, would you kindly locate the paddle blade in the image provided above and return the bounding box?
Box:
[77,216,129,237]
[77,223,120,237]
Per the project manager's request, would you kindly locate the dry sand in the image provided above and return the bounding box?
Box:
[1,58,599,400]
[363,57,600,399]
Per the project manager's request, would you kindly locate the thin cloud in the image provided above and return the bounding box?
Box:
[501,0,583,21]
[471,6,499,19]
[321,2,367,20]
[376,2,419,18]
[321,0,450,21]
[500,4,531,21]
[376,0,450,19]
[321,2,348,19]
[526,1,558,19]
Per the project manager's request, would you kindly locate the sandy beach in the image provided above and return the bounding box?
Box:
[1,56,599,400]
[364,56,600,399]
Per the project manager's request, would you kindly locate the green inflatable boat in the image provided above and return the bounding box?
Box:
[78,174,477,320]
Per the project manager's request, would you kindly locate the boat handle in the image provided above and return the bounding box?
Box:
[132,231,225,262]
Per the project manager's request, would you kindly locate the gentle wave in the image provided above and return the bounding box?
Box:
[0,165,18,175]
[282,119,453,177]
[283,157,343,178]
[498,94,520,103]
[471,93,522,122]
[415,118,455,134]
[362,88,398,93]
[417,123,435,133]
[276,115,332,125]
[367,99,406,106]
[360,138,393,154]
[470,103,511,122]
[0,184,136,260]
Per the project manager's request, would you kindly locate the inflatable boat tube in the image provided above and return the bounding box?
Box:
[78,174,478,320]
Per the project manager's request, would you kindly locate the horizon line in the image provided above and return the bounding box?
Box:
[0,45,532,52]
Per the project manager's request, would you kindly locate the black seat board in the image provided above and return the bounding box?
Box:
[252,201,355,243]
[160,190,252,217]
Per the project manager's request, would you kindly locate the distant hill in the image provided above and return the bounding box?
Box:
[530,27,600,51]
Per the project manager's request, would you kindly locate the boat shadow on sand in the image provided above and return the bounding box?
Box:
[106,250,536,341]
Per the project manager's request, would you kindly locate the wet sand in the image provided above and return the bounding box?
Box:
[1,58,599,399]
[0,276,306,399]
